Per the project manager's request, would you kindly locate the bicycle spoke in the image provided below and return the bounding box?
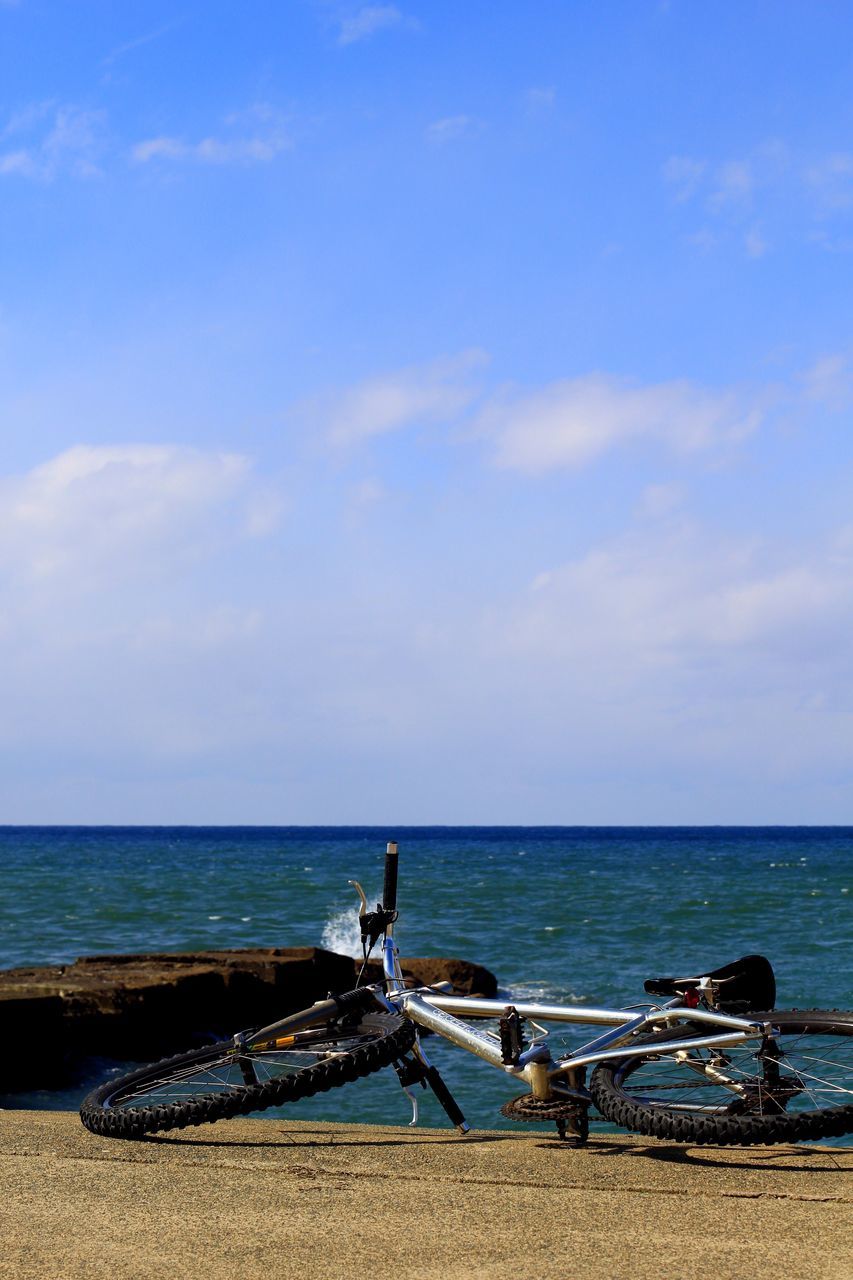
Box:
[599,1016,853,1137]
[103,1031,381,1110]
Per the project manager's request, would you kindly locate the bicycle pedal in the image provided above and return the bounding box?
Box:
[499,1007,525,1066]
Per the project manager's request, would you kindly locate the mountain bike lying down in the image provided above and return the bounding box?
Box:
[80,842,853,1146]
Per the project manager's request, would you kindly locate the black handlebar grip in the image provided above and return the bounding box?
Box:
[333,986,379,1016]
[248,986,378,1044]
[383,840,399,913]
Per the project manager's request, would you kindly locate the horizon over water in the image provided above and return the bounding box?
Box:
[2,825,850,1138]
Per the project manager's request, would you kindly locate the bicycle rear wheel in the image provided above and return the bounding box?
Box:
[589,1010,853,1146]
[80,1010,415,1140]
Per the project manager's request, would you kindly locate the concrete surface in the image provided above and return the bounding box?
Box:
[1,1110,850,1280]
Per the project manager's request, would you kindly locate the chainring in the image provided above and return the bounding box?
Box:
[500,1093,588,1122]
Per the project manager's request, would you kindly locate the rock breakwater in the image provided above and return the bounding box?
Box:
[0,948,497,1091]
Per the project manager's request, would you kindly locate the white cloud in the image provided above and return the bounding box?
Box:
[665,144,788,213]
[0,149,34,176]
[638,483,685,517]
[0,427,850,819]
[3,100,54,135]
[525,87,556,113]
[425,115,481,145]
[512,523,853,711]
[1,99,291,178]
[662,155,706,202]
[131,137,187,162]
[480,374,762,473]
[685,227,717,252]
[805,152,853,211]
[809,227,853,253]
[0,444,271,585]
[665,141,853,256]
[337,5,412,45]
[307,350,487,447]
[744,225,769,257]
[132,105,291,166]
[103,19,182,67]
[351,476,386,505]
[132,135,286,164]
[0,104,104,180]
[710,159,754,209]
[800,353,852,410]
[0,444,289,796]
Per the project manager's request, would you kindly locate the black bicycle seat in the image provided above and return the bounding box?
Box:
[644,954,776,1012]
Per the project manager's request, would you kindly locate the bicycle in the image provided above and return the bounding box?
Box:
[80,842,853,1146]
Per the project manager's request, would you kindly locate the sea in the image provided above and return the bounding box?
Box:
[1,826,851,1138]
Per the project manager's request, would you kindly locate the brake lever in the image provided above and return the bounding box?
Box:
[348,879,368,919]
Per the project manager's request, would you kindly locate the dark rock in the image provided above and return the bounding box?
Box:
[0,948,497,1091]
[364,956,497,997]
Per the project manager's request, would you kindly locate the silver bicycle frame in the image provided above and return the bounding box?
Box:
[380,930,770,1092]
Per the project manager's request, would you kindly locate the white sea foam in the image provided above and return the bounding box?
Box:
[321,905,365,958]
[502,980,586,1005]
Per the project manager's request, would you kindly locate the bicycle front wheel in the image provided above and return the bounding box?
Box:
[589,1009,853,1146]
[80,1010,415,1140]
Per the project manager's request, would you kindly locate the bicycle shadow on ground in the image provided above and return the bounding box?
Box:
[146,1128,513,1150]
[145,1128,851,1169]
[531,1136,851,1172]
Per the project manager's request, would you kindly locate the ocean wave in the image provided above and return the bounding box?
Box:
[321,905,365,959]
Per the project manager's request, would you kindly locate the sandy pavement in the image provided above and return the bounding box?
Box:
[1,1110,850,1280]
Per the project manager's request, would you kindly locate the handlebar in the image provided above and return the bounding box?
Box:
[383,840,399,913]
[245,984,379,1046]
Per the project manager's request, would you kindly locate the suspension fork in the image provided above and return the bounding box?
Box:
[379,933,470,1132]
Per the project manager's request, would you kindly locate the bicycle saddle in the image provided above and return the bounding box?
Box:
[644,954,776,1013]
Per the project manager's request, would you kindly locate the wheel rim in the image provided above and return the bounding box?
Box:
[100,1028,382,1112]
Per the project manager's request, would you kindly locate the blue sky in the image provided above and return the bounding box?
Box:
[1,1,852,822]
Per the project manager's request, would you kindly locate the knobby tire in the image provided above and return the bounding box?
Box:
[80,1010,415,1140]
[589,1009,853,1145]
